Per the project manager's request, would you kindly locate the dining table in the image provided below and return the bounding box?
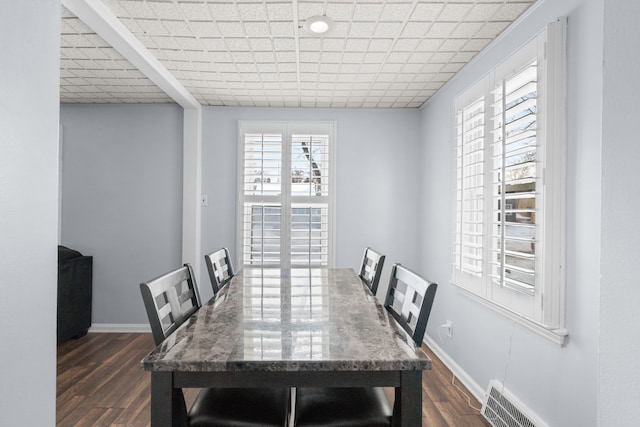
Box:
[141,267,431,426]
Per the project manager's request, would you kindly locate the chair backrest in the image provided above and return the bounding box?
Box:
[384,264,437,346]
[140,264,201,346]
[204,247,235,295]
[359,247,385,295]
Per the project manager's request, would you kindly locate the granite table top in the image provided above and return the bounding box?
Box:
[141,268,431,373]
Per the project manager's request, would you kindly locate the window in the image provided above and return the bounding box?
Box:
[237,121,334,268]
[452,19,567,345]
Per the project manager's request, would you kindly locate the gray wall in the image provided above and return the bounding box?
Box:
[60,105,421,321]
[419,0,602,425]
[201,107,422,302]
[600,0,640,424]
[0,0,60,425]
[60,104,183,325]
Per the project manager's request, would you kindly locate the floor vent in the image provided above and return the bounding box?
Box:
[481,380,547,427]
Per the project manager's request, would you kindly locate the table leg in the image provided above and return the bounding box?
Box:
[394,370,422,427]
[151,372,187,427]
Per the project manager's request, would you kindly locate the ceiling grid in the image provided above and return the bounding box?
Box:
[60,0,536,108]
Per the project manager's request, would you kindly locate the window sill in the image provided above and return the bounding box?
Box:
[455,286,568,347]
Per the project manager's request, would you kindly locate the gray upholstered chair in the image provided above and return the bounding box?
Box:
[140,264,290,427]
[204,247,235,295]
[293,263,437,427]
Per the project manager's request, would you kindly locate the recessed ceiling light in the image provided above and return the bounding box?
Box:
[303,15,334,35]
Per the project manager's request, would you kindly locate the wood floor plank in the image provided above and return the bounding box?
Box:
[57,333,490,427]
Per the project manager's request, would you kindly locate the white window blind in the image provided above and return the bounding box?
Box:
[491,62,538,295]
[451,19,567,344]
[238,122,334,268]
[454,95,486,278]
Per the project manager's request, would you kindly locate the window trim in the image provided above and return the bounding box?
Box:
[451,18,567,346]
[236,120,336,269]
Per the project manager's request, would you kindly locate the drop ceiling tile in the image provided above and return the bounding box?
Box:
[425,22,457,38]
[206,3,241,21]
[451,22,484,38]
[451,51,477,62]
[466,3,502,21]
[248,37,273,51]
[273,38,296,50]
[325,3,355,21]
[474,21,511,38]
[179,2,214,21]
[151,35,182,50]
[401,21,428,37]
[438,3,474,22]
[349,22,377,37]
[319,52,342,63]
[277,63,297,72]
[254,51,276,63]
[275,51,296,63]
[441,62,465,73]
[342,52,365,63]
[381,2,414,21]
[416,38,443,51]
[410,3,444,22]
[118,1,155,19]
[439,38,467,51]
[353,3,383,21]
[244,22,271,37]
[199,38,224,52]
[151,2,184,20]
[217,22,246,37]
[463,38,492,51]
[187,21,221,38]
[430,51,455,63]
[297,2,324,20]
[493,3,532,21]
[136,19,168,36]
[232,51,255,63]
[368,38,394,51]
[359,64,379,73]
[394,38,420,51]
[267,3,294,21]
[237,3,268,21]
[344,38,369,51]
[387,51,412,63]
[270,21,294,36]
[225,38,251,51]
[381,63,403,73]
[322,38,345,51]
[376,22,403,37]
[338,63,361,73]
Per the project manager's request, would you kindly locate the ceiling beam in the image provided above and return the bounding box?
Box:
[62,0,200,110]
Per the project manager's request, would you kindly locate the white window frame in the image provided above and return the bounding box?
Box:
[236,121,336,268]
[451,19,567,346]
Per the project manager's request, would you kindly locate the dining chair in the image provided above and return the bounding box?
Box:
[293,263,437,427]
[140,263,291,427]
[204,247,235,295]
[359,247,385,295]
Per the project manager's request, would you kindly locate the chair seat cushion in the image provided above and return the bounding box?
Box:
[189,387,290,427]
[294,387,393,427]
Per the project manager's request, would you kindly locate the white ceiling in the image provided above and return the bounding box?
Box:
[60,0,537,108]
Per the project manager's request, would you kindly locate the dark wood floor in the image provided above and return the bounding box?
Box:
[57,333,489,426]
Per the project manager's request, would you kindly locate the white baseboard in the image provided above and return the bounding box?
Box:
[88,323,151,333]
[424,335,486,403]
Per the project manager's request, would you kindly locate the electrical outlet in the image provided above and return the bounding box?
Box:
[444,320,453,338]
[201,194,208,207]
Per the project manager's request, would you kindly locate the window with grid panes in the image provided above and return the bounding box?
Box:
[451,20,567,344]
[238,122,334,268]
